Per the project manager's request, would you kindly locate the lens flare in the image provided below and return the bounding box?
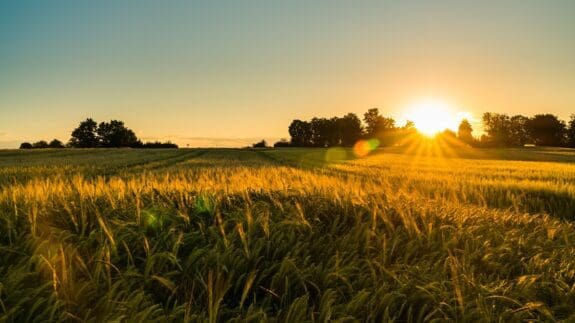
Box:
[353,139,379,157]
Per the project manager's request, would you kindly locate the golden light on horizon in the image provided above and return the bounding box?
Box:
[402,99,471,136]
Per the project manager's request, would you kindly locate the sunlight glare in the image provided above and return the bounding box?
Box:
[403,99,467,136]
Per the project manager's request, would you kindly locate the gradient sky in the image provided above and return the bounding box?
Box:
[1,1,574,147]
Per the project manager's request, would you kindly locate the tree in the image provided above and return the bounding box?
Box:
[288,120,312,147]
[508,115,531,146]
[526,114,566,147]
[252,139,268,148]
[273,139,291,148]
[481,113,512,147]
[325,117,341,147]
[311,118,331,147]
[97,120,141,147]
[19,142,33,149]
[70,118,99,148]
[567,115,575,148]
[32,140,49,149]
[457,119,474,145]
[142,141,178,148]
[339,113,363,146]
[48,139,65,148]
[363,108,381,137]
[363,108,396,146]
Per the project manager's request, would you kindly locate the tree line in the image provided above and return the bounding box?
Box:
[20,118,178,149]
[479,113,575,147]
[274,110,575,148]
[279,108,417,148]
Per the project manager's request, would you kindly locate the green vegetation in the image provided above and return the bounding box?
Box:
[1,147,575,321]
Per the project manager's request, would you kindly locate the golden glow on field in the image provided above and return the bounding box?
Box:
[403,99,471,136]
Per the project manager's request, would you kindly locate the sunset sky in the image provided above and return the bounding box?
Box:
[1,1,574,147]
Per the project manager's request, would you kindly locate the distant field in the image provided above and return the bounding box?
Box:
[2,147,575,321]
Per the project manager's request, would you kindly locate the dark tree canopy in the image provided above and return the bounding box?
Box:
[20,139,64,149]
[288,120,313,147]
[97,120,141,148]
[69,118,99,148]
[69,118,144,148]
[273,138,291,148]
[288,110,403,149]
[363,108,395,138]
[32,140,49,149]
[339,113,363,146]
[567,115,575,148]
[508,115,531,147]
[48,139,65,148]
[142,141,178,148]
[526,114,566,147]
[252,139,268,148]
[482,113,512,147]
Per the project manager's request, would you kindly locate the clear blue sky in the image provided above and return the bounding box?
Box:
[1,1,574,147]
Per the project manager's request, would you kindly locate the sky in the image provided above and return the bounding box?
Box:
[1,0,574,147]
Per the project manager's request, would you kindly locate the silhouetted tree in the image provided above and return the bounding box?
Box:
[481,113,513,147]
[19,142,32,149]
[526,114,566,147]
[273,139,291,148]
[508,115,531,146]
[97,120,140,147]
[252,139,268,148]
[70,118,99,148]
[288,120,313,147]
[142,141,178,148]
[48,139,65,148]
[457,119,474,145]
[325,117,341,147]
[363,108,380,137]
[339,113,363,146]
[567,115,575,148]
[32,140,49,149]
[363,108,396,146]
[311,118,331,147]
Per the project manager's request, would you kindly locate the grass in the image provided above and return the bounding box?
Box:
[1,146,575,321]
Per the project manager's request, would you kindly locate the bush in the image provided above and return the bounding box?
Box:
[273,139,291,148]
[142,141,178,148]
[252,140,268,148]
[19,142,33,149]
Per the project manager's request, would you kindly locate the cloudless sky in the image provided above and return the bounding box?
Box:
[1,0,574,147]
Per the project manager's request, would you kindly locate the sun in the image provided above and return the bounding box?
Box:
[403,99,467,136]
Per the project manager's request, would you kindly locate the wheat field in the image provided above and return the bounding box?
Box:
[1,147,575,322]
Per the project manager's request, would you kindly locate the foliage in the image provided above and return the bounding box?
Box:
[19,142,32,149]
[481,113,569,148]
[252,139,268,148]
[457,119,474,145]
[69,118,142,148]
[97,120,141,148]
[526,114,567,147]
[568,115,575,148]
[142,141,179,148]
[48,139,65,148]
[20,139,65,149]
[273,139,291,148]
[69,118,99,148]
[32,140,49,148]
[1,148,575,321]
